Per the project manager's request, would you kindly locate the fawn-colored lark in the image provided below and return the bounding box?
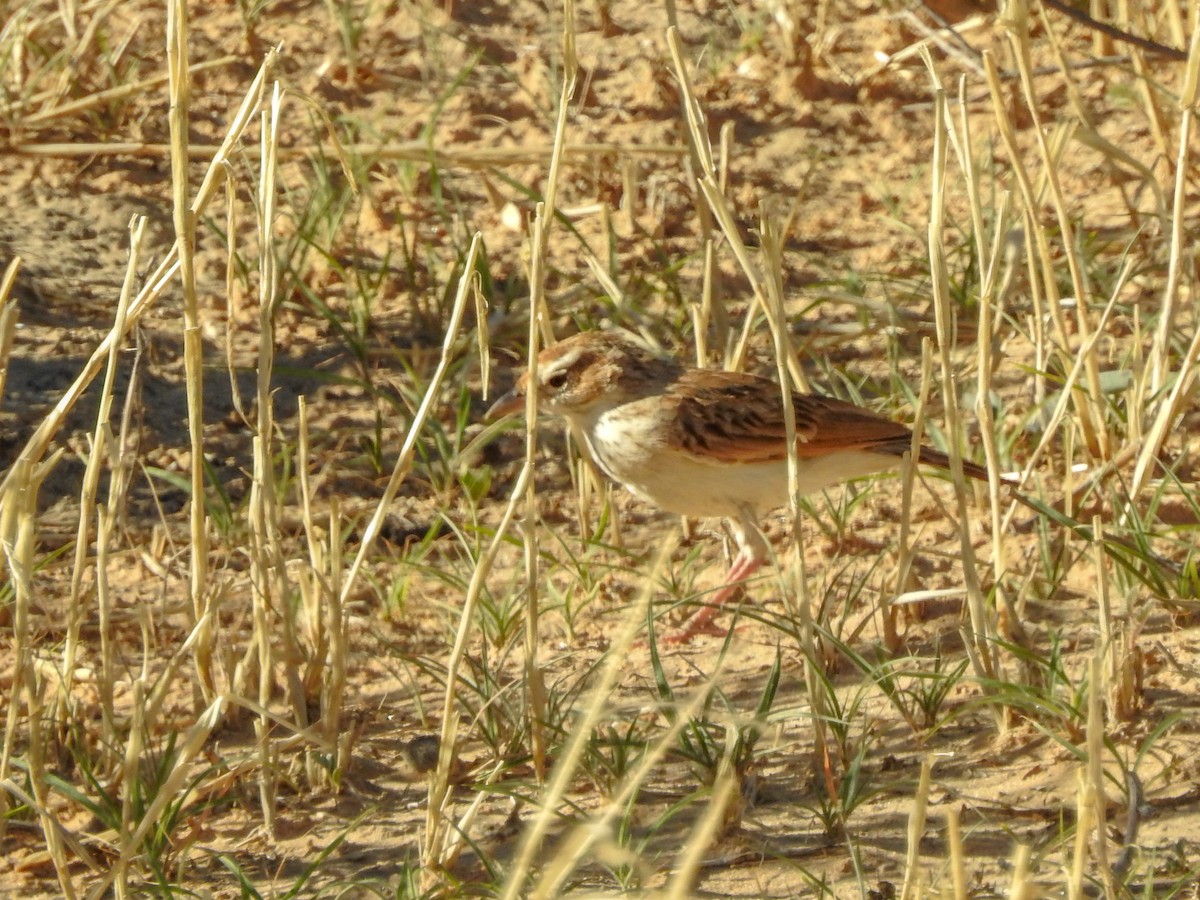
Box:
[488,330,988,643]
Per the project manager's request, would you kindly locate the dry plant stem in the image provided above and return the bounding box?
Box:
[118,676,147,897]
[11,139,685,165]
[224,163,247,417]
[384,232,485,868]
[166,0,211,695]
[95,509,119,788]
[7,55,237,122]
[1086,652,1114,898]
[1004,19,1109,461]
[981,50,1098,451]
[796,535,834,821]
[756,208,810,647]
[107,308,143,540]
[893,341,936,651]
[421,512,529,872]
[1148,25,1200,396]
[1037,4,1166,225]
[520,0,577,782]
[0,245,155,492]
[63,216,145,752]
[337,235,480,603]
[530,661,728,898]
[1132,318,1200,494]
[974,206,1015,581]
[1,460,76,897]
[1120,3,1172,165]
[0,258,20,412]
[899,755,934,900]
[666,28,810,392]
[665,28,750,367]
[1093,514,1115,705]
[758,210,801,531]
[0,781,100,874]
[667,744,738,899]
[946,805,967,900]
[297,400,348,757]
[0,49,276,511]
[1067,653,1114,900]
[926,74,996,673]
[1164,0,1188,47]
[90,696,228,900]
[135,613,213,776]
[1000,264,1128,524]
[938,67,1023,642]
[322,228,474,866]
[58,0,80,39]
[1009,842,1033,899]
[672,32,719,363]
[325,496,348,775]
[46,0,117,108]
[498,543,669,900]
[247,81,290,833]
[713,120,736,348]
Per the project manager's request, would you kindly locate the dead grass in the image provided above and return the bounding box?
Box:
[3,0,1200,897]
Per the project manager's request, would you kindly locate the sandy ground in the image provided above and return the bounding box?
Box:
[3,0,1200,896]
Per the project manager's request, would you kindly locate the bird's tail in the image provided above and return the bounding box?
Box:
[874,437,991,483]
[916,444,991,483]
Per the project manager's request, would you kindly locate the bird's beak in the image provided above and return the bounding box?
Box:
[485,383,527,421]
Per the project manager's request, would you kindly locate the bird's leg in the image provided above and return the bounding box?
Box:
[662,512,767,644]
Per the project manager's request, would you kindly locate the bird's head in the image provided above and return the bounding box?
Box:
[486,331,671,423]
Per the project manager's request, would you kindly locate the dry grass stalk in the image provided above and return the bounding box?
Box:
[1132,319,1200,495]
[754,208,810,651]
[5,55,238,121]
[666,747,738,899]
[530,666,729,898]
[0,259,20,412]
[665,29,844,824]
[117,674,147,896]
[0,48,276,519]
[980,49,1099,468]
[900,755,934,900]
[667,28,812,400]
[1083,651,1115,899]
[926,68,996,676]
[945,805,966,899]
[1009,842,1033,900]
[514,0,580,787]
[94,696,228,900]
[1,458,76,897]
[62,216,146,763]
[296,398,350,772]
[892,340,936,651]
[9,139,686,165]
[1093,512,1117,708]
[1036,3,1167,226]
[1003,268,1128,508]
[422,443,527,876]
[166,0,213,704]
[1133,26,1200,486]
[938,63,1028,647]
[497,541,671,900]
[1005,13,1112,463]
[246,78,290,835]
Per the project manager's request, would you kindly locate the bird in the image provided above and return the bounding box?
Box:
[487,330,990,643]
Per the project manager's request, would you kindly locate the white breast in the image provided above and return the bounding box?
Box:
[575,405,897,520]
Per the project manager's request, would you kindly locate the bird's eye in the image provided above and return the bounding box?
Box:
[546,371,569,389]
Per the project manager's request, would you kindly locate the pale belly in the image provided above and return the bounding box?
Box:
[580,407,896,519]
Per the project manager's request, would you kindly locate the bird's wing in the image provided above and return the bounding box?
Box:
[664,369,913,465]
